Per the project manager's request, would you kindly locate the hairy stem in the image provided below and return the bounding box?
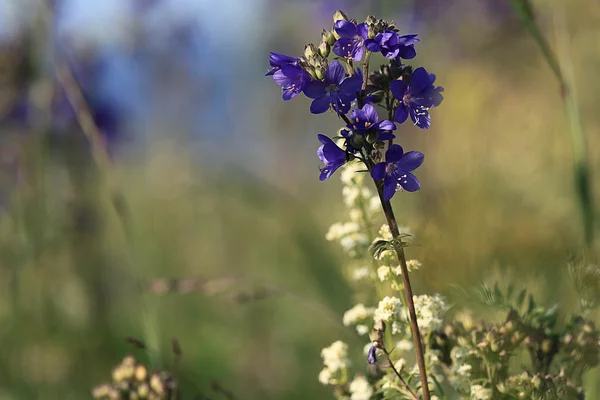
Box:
[376,187,431,400]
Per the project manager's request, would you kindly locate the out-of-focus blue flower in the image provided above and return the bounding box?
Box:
[390,67,444,129]
[344,104,396,138]
[365,32,419,60]
[332,20,368,62]
[367,344,377,364]
[265,52,298,76]
[371,144,424,200]
[272,64,312,101]
[303,60,361,114]
[317,134,346,181]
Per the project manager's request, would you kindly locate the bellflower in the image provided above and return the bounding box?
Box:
[273,64,312,101]
[390,67,444,129]
[332,20,368,61]
[317,134,347,181]
[365,32,419,60]
[265,52,298,76]
[371,144,424,200]
[345,104,396,140]
[303,61,362,114]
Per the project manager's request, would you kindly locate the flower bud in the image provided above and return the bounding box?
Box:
[541,339,553,353]
[315,66,325,80]
[366,131,378,144]
[365,15,376,25]
[333,9,348,23]
[368,25,377,39]
[318,41,330,58]
[305,66,318,80]
[138,383,150,397]
[135,365,147,381]
[321,29,336,46]
[304,43,318,59]
[150,373,164,395]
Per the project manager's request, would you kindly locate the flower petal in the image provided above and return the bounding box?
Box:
[396,151,424,171]
[325,60,346,85]
[282,88,299,100]
[378,120,396,131]
[378,131,396,141]
[390,80,408,101]
[371,162,386,180]
[365,39,381,52]
[409,105,431,129]
[357,23,369,39]
[352,44,364,62]
[386,144,404,162]
[397,46,416,60]
[399,172,420,192]
[409,67,434,95]
[303,81,327,99]
[383,176,397,200]
[394,104,409,124]
[339,74,362,96]
[334,20,358,38]
[320,161,344,181]
[362,104,378,123]
[310,95,331,114]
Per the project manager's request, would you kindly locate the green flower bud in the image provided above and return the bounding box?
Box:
[333,9,348,23]
[318,41,330,58]
[306,66,318,80]
[315,67,325,80]
[321,29,336,46]
[366,132,378,144]
[304,43,318,59]
[368,25,377,39]
[365,15,376,25]
[541,339,553,353]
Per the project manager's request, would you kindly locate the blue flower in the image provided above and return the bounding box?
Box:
[390,67,444,129]
[367,344,377,364]
[365,32,419,60]
[371,144,424,200]
[344,104,396,140]
[317,134,347,181]
[272,64,312,101]
[265,52,298,76]
[303,61,362,114]
[332,20,369,62]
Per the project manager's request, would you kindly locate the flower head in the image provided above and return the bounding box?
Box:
[345,104,396,139]
[390,67,444,129]
[317,134,347,181]
[265,52,298,76]
[321,340,351,372]
[303,61,362,114]
[371,144,424,200]
[332,20,368,61]
[272,64,312,101]
[365,32,419,60]
[349,376,374,400]
[374,296,402,323]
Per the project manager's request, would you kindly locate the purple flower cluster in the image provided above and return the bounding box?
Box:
[266,10,444,200]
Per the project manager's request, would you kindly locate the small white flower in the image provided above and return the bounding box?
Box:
[318,368,332,385]
[396,339,414,352]
[394,358,406,371]
[356,324,369,336]
[406,259,421,271]
[377,266,392,281]
[470,385,492,400]
[343,304,375,326]
[321,341,350,372]
[374,296,402,323]
[368,196,380,212]
[349,376,373,400]
[341,161,366,186]
[349,208,363,222]
[404,294,447,331]
[378,224,393,241]
[351,267,372,281]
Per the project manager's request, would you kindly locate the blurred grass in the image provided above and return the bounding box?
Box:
[1,0,600,399]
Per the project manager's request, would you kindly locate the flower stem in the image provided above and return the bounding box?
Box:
[383,347,419,400]
[376,187,431,400]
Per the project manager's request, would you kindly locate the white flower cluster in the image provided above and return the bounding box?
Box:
[374,296,403,324]
[351,266,373,281]
[470,384,492,400]
[403,294,447,332]
[325,221,369,257]
[343,304,375,336]
[377,259,422,282]
[319,341,351,385]
[349,376,373,400]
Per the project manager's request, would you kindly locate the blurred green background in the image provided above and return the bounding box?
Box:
[0,0,599,398]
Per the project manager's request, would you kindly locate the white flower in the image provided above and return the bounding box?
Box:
[343,304,375,326]
[325,222,345,241]
[375,249,395,261]
[406,259,421,271]
[377,266,392,281]
[394,358,406,371]
[470,385,492,400]
[374,296,402,323]
[356,324,369,336]
[378,224,393,241]
[318,368,332,385]
[396,339,413,352]
[404,294,447,331]
[341,161,366,186]
[368,196,380,213]
[352,267,372,281]
[343,186,361,207]
[349,208,363,222]
[349,376,373,400]
[321,341,350,372]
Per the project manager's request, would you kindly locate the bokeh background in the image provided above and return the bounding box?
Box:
[1,0,599,398]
